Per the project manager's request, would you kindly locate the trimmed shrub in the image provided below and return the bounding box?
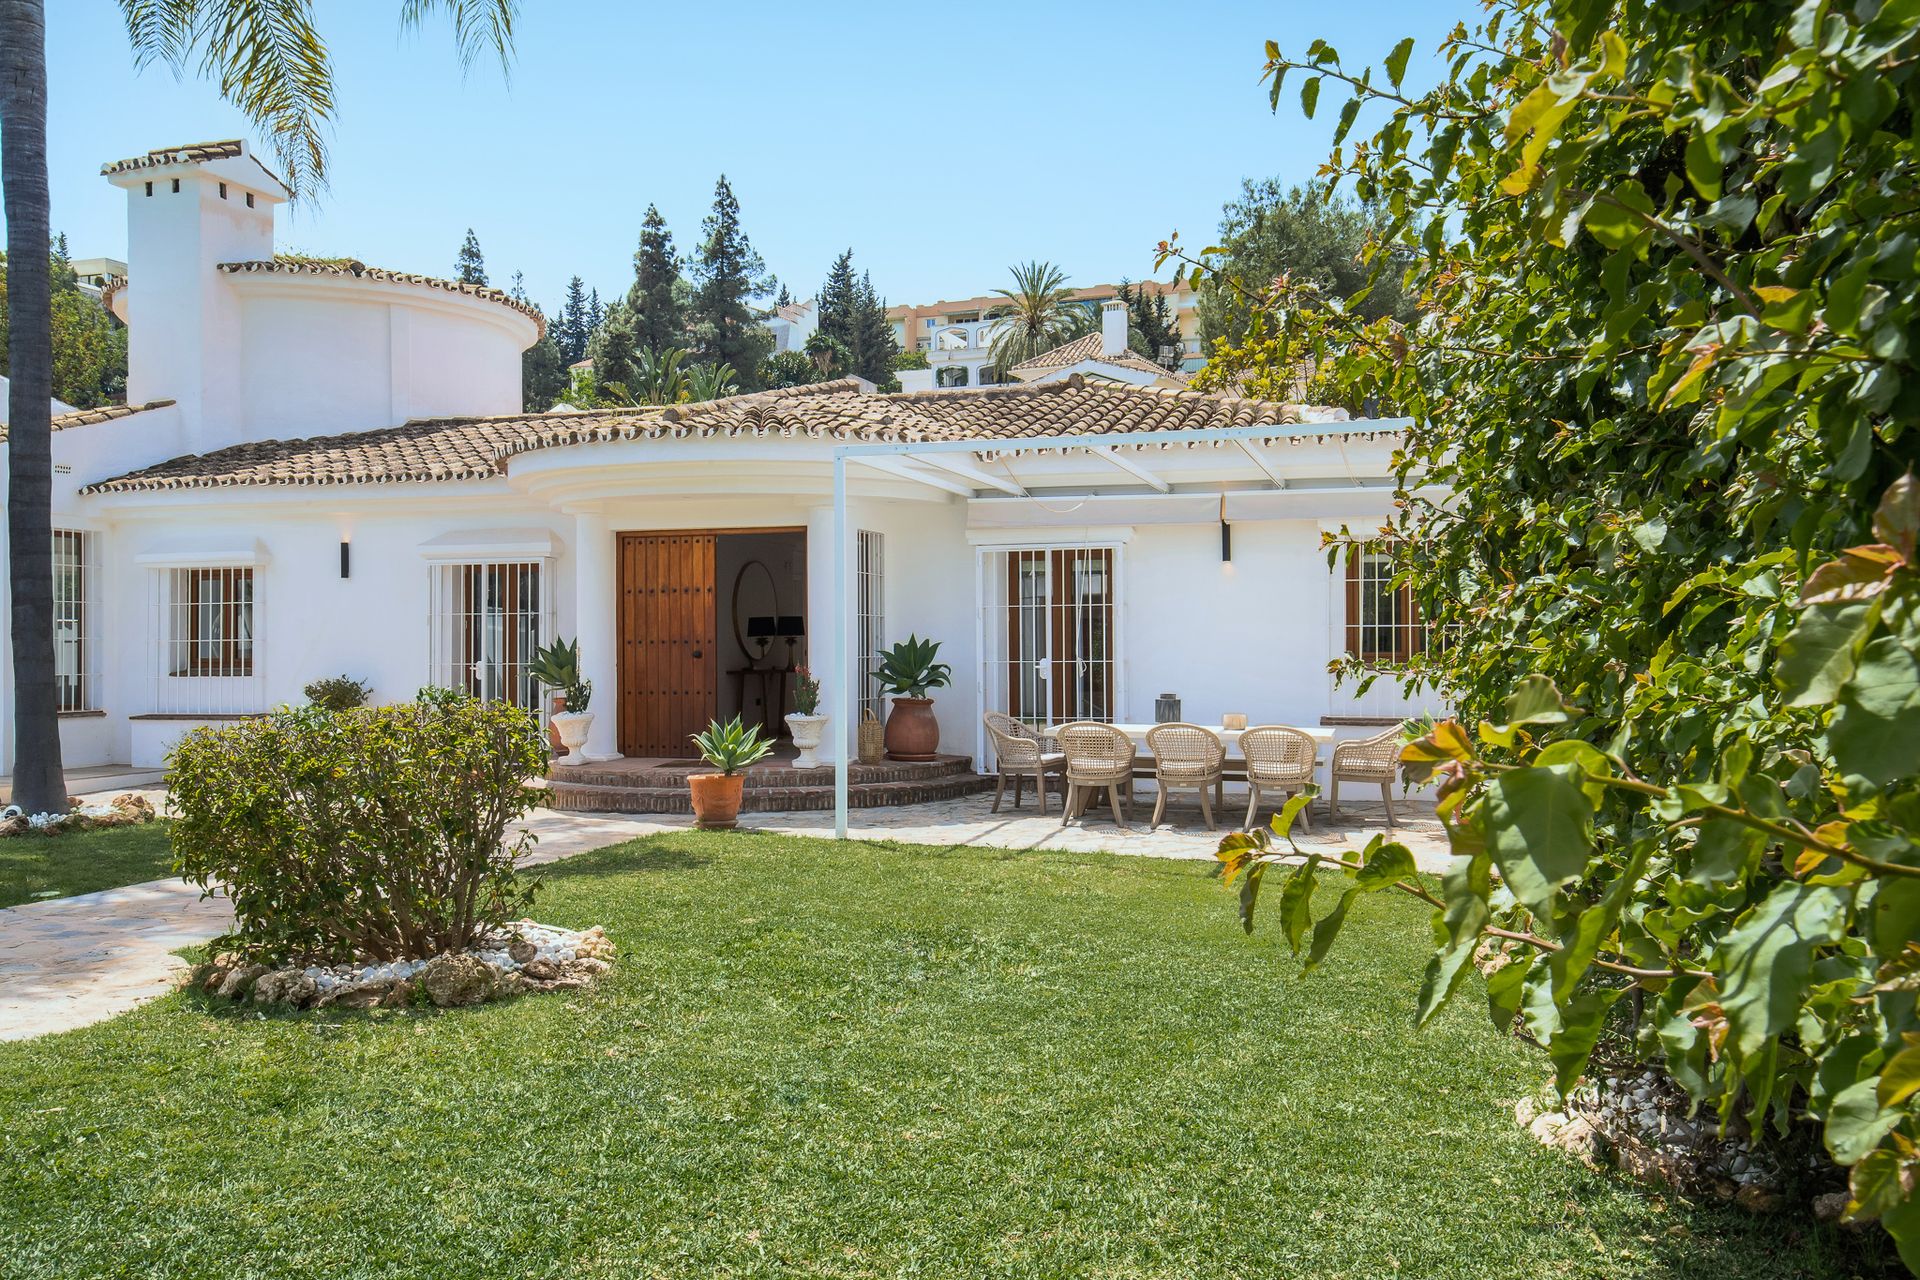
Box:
[302,674,371,711]
[169,692,547,964]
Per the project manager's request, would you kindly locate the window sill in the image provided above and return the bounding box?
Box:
[128,712,268,721]
[57,709,107,719]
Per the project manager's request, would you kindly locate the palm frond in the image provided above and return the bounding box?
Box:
[399,0,518,79]
[115,0,520,201]
[118,0,335,198]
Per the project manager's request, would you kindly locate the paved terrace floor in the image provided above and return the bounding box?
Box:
[0,786,1444,1042]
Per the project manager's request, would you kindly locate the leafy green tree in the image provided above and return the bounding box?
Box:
[759,349,825,389]
[1176,2,1920,1261]
[0,0,516,817]
[1194,180,1414,348]
[689,175,774,389]
[986,261,1082,375]
[455,228,487,286]
[630,203,686,355]
[0,244,127,407]
[587,299,638,392]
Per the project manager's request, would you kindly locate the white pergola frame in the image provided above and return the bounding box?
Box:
[828,418,1411,838]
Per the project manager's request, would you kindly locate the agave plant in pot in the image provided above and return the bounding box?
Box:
[529,637,593,764]
[688,715,773,829]
[873,635,951,762]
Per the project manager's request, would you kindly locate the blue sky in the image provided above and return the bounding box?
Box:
[34,0,1471,315]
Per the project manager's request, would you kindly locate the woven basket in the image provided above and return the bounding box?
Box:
[858,708,884,764]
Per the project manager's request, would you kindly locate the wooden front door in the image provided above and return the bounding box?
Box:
[618,533,718,757]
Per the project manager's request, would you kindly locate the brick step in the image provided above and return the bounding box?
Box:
[543,771,995,815]
[549,753,975,791]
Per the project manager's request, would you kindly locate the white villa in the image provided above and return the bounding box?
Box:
[0,140,1435,804]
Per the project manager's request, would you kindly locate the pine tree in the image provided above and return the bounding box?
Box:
[630,203,686,355]
[456,229,488,286]
[557,276,591,365]
[507,269,528,303]
[689,175,774,389]
[587,288,604,338]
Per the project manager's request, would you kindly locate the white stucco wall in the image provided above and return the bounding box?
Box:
[231,284,529,436]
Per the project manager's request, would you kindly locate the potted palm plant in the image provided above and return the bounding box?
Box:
[785,667,827,768]
[872,635,952,761]
[529,637,592,764]
[688,715,773,829]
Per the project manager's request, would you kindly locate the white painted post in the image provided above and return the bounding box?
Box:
[572,511,620,759]
[833,454,850,838]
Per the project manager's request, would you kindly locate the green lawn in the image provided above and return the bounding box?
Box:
[0,820,175,909]
[0,833,1887,1279]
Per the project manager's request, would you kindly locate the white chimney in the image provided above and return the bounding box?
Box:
[1100,298,1129,358]
[103,141,286,452]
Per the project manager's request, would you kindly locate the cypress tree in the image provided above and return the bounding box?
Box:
[557,276,591,365]
[630,203,686,355]
[522,314,568,412]
[816,248,857,350]
[855,271,901,388]
[689,175,774,389]
[456,229,488,286]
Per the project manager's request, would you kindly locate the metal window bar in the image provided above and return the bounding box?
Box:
[1334,542,1437,719]
[426,561,547,715]
[855,530,885,723]
[148,566,261,714]
[977,544,1118,733]
[53,530,98,712]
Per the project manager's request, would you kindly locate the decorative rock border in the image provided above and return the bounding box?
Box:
[188,921,616,1011]
[0,793,157,838]
[1518,1067,1840,1215]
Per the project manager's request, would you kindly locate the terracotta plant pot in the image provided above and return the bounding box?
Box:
[688,773,745,830]
[884,696,940,761]
[547,692,567,750]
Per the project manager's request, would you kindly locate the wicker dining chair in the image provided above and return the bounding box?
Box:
[1057,721,1137,829]
[1240,726,1318,832]
[982,711,1066,814]
[1329,726,1405,827]
[1144,723,1228,830]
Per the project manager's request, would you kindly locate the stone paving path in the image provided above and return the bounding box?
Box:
[0,789,1442,1043]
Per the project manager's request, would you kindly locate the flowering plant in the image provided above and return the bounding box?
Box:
[790,667,821,716]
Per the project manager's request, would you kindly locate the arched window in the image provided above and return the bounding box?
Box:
[936,366,969,388]
[976,364,1000,386]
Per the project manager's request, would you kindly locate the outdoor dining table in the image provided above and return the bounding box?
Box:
[1041,722,1338,760]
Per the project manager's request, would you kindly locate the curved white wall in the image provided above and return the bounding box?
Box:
[232,283,529,440]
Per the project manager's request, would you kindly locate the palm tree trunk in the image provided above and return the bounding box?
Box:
[0,0,68,815]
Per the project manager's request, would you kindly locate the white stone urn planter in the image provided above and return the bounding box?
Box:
[550,711,593,766]
[785,713,828,768]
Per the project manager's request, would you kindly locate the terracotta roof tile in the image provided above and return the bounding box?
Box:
[82,379,1383,493]
[217,259,545,336]
[100,140,245,174]
[1,399,175,444]
[1007,332,1187,381]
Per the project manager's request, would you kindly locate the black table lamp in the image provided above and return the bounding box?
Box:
[777,615,805,665]
[747,615,777,663]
